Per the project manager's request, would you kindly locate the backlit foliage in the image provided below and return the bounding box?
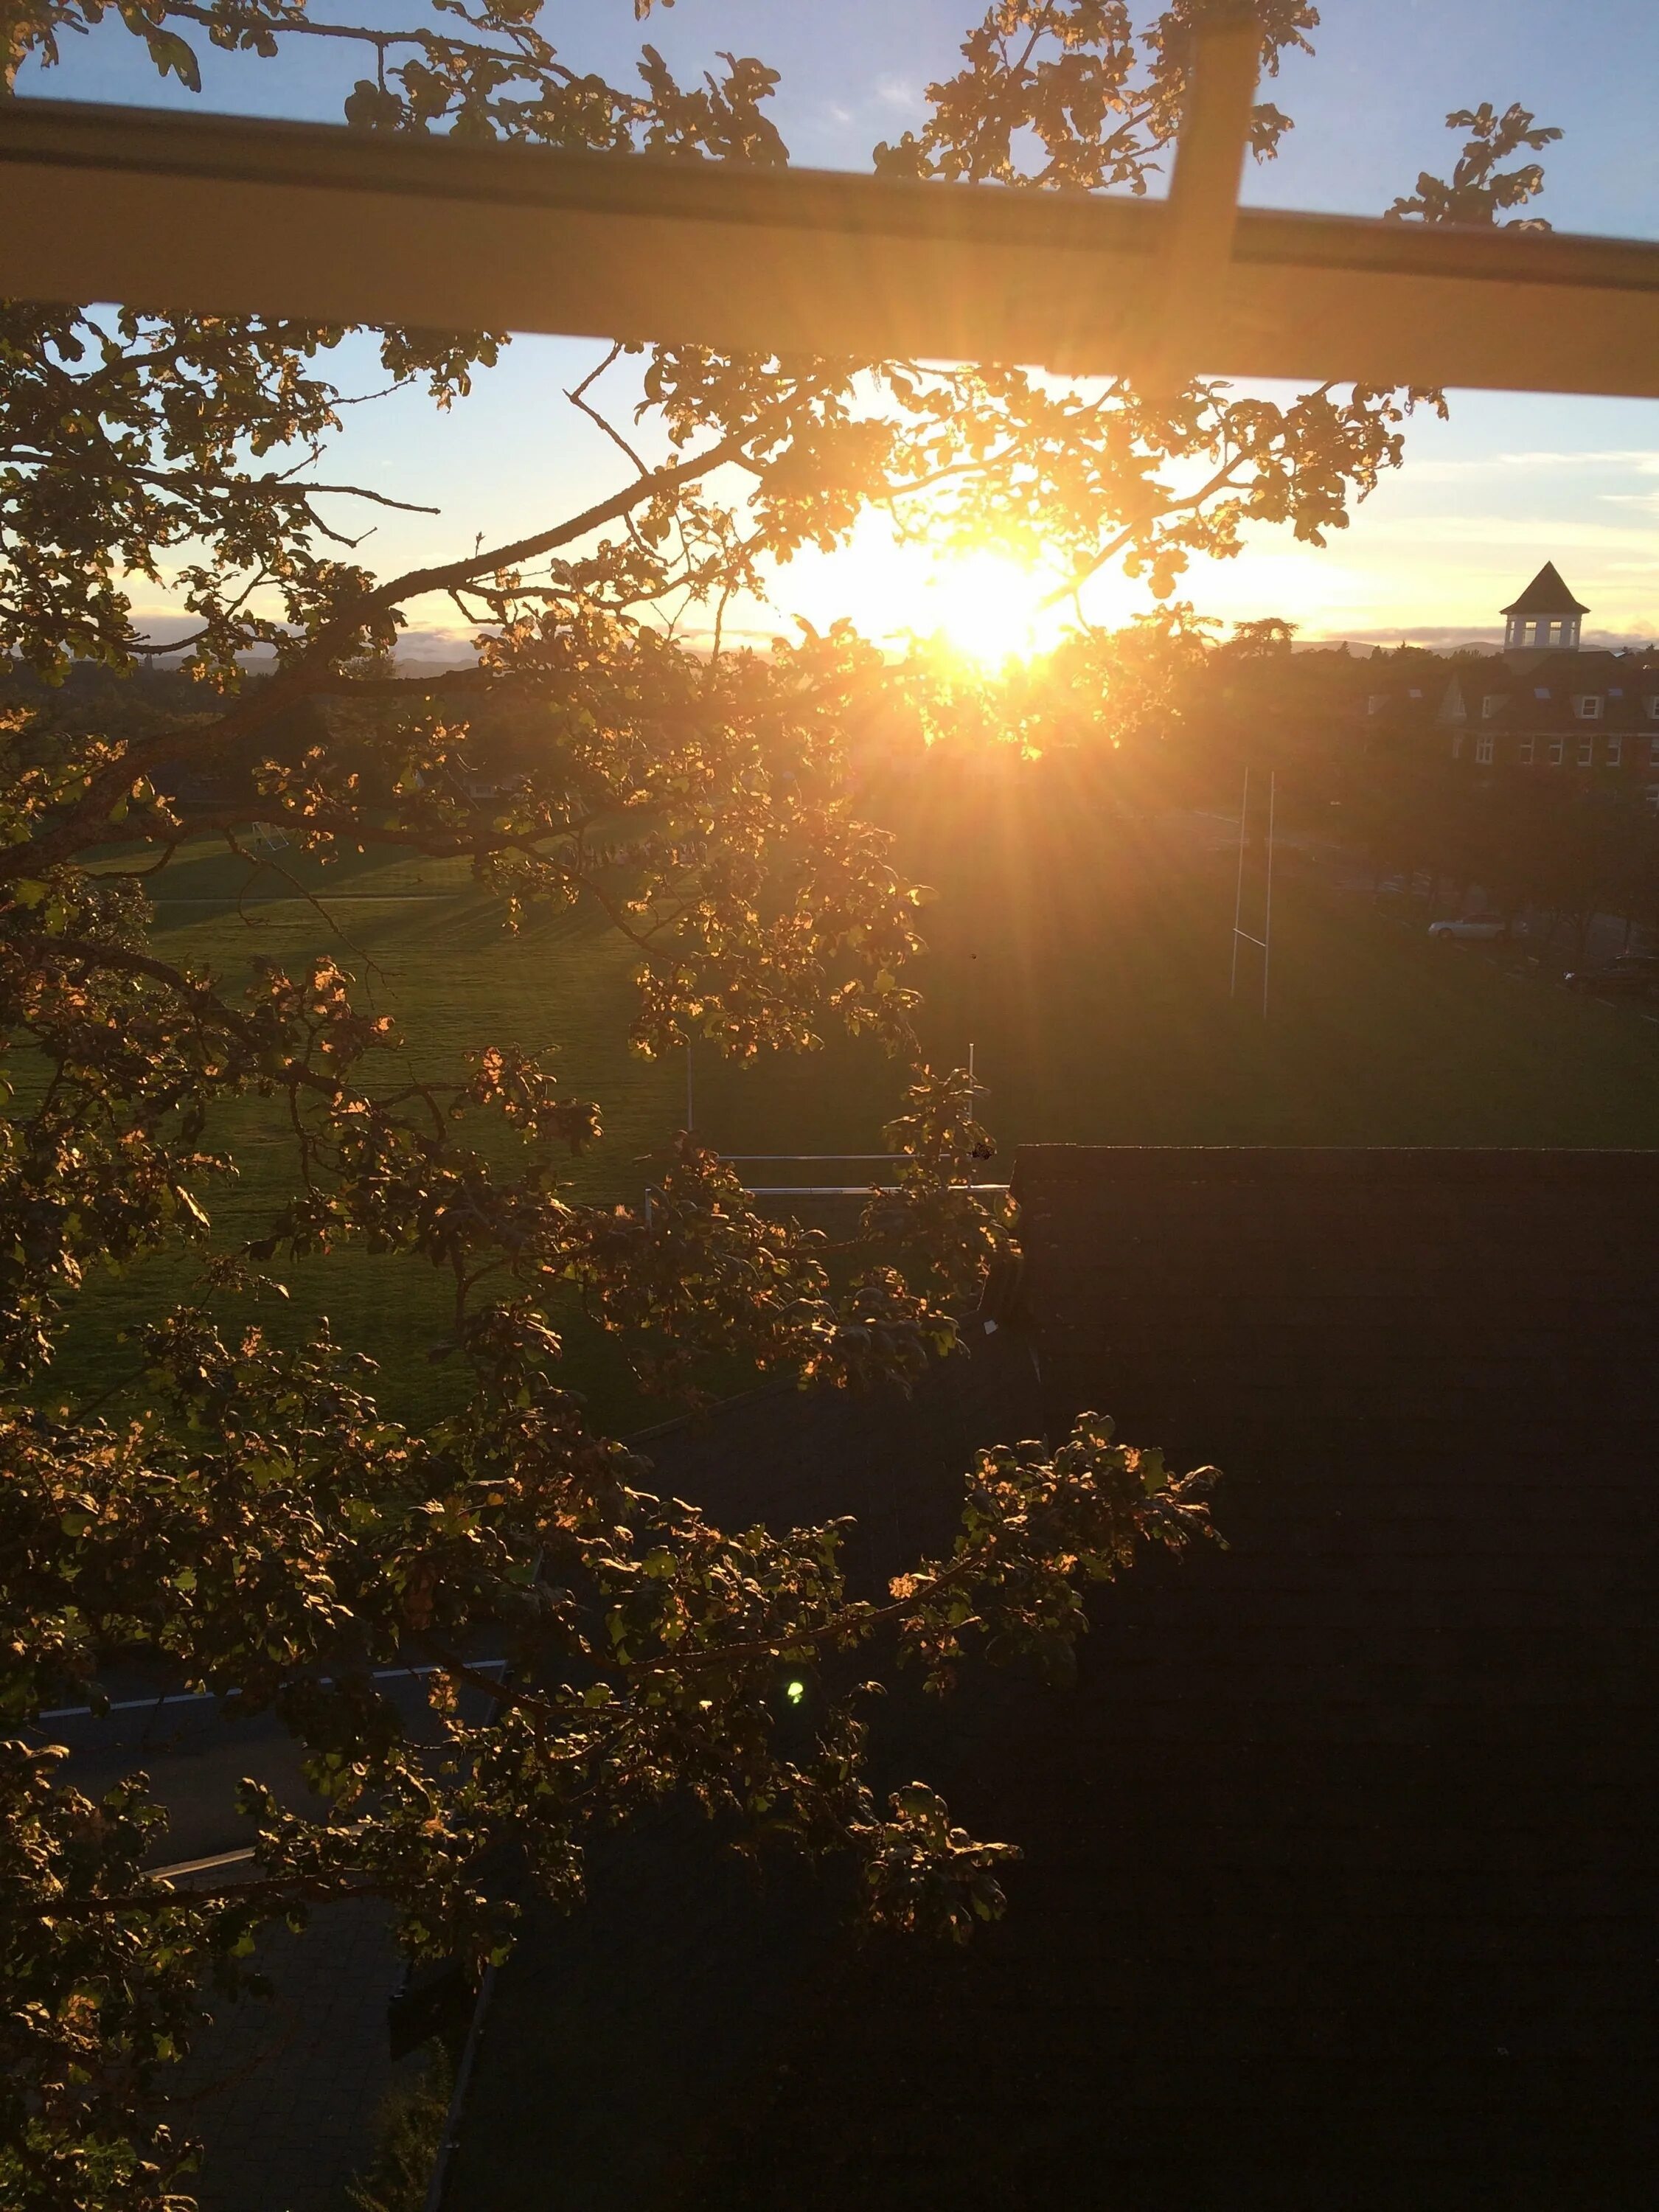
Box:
[0,6,1554,2203]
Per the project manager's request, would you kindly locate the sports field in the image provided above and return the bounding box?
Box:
[698,761,1659,1155]
[51,765,1659,1419]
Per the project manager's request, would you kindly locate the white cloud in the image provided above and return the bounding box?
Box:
[1386,449,1659,484]
[1336,512,1659,552]
[873,74,919,111]
[1497,448,1659,472]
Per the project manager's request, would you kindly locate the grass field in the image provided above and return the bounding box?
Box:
[48,765,1659,1422]
[55,835,690,1426]
[698,762,1659,1155]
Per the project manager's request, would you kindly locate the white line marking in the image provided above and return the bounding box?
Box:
[154,1846,259,1882]
[38,1658,505,1725]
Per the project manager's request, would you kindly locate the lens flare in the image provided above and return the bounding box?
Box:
[923,551,1051,666]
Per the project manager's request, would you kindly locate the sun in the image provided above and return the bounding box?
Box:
[768,523,1095,661]
[922,550,1055,666]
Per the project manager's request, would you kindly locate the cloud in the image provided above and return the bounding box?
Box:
[1324,623,1658,648]
[396,630,481,663]
[117,613,481,665]
[1497,449,1659,473]
[1390,450,1659,484]
[1342,512,1659,552]
[873,74,919,111]
[1337,624,1503,641]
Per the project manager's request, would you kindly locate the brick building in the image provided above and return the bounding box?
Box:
[1429,565,1659,801]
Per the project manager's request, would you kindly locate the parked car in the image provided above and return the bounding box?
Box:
[1563,953,1659,1000]
[1427,914,1510,942]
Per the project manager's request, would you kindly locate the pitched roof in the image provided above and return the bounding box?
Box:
[1502,560,1590,616]
[1438,652,1659,731]
[451,1147,1659,2211]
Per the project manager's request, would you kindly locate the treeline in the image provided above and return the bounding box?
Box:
[1121,623,1659,961]
[1333,757,1659,961]
[26,632,1656,964]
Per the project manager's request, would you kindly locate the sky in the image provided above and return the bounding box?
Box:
[17,0,1659,652]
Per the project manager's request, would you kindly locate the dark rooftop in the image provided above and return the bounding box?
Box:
[450,1146,1659,2212]
[1501,560,1590,616]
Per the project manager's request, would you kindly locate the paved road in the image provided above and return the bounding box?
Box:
[33,1666,497,2211]
[44,1662,490,1865]
[173,1893,413,2212]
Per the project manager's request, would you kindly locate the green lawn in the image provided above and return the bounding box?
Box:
[46,771,1659,1421]
[54,837,689,1426]
[698,764,1659,1155]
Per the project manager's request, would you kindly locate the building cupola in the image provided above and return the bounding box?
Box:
[1502,562,1588,651]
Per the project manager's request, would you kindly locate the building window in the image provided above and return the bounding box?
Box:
[1608,737,1623,768]
[1550,740,1565,766]
[1649,736,1659,768]
[1647,698,1659,721]
[1578,739,1594,766]
[1451,734,1464,760]
[1475,735,1494,765]
[1408,687,1423,700]
[1574,695,1604,720]
[1482,695,1503,718]
[1366,695,1385,716]
[1518,738,1534,765]
[1534,686,1552,701]
[1647,784,1659,814]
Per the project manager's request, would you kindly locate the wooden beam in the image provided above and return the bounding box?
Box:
[3,95,1658,397]
[1154,7,1261,382]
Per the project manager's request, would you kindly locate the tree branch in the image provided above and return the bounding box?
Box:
[0,423,776,883]
[14,933,344,1101]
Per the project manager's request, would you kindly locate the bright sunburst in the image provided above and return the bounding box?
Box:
[921,551,1055,666]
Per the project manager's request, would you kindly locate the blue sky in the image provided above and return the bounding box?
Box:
[18,0,1659,647]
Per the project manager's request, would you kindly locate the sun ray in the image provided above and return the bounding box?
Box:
[922,551,1054,666]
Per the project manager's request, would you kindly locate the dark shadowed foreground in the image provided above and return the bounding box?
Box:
[448,1146,1659,2212]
